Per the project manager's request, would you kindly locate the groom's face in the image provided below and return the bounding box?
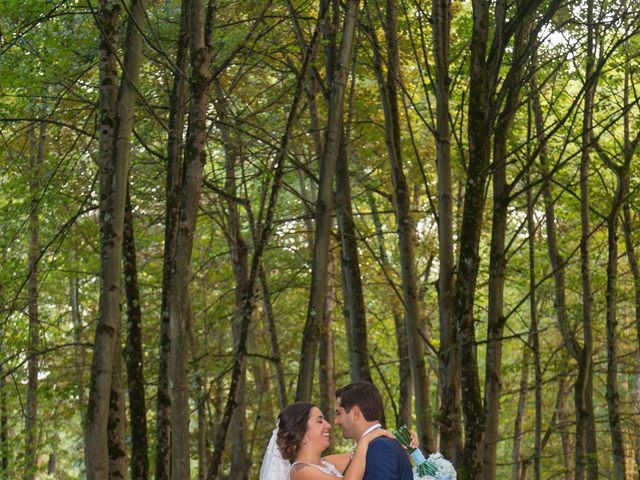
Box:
[335,397,356,440]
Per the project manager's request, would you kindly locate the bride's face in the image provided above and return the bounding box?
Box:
[304,407,332,451]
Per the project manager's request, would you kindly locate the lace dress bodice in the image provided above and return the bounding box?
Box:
[291,460,343,478]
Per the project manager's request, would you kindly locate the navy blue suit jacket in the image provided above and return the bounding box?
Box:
[362,437,414,480]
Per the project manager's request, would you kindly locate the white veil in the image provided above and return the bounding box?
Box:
[259,427,291,480]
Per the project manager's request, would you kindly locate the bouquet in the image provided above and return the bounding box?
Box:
[393,425,456,480]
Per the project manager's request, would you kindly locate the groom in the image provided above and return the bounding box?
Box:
[335,382,413,480]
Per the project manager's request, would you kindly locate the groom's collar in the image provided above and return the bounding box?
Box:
[359,423,382,440]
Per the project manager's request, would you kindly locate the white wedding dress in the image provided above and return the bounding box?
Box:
[259,428,343,479]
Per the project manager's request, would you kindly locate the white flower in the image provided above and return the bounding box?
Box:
[413,453,456,480]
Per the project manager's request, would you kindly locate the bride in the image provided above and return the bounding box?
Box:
[259,402,416,480]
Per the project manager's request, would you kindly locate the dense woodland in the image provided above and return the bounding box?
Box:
[2,0,640,479]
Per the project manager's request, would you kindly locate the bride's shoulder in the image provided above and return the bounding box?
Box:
[322,452,350,472]
[290,461,343,479]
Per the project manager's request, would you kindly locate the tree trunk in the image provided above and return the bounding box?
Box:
[576,3,598,476]
[431,0,461,461]
[168,0,212,475]
[85,0,122,476]
[622,169,640,480]
[296,0,361,402]
[319,251,336,438]
[383,0,435,449]
[602,164,625,480]
[482,17,528,475]
[155,0,188,477]
[123,188,149,480]
[47,452,56,475]
[258,265,287,409]
[215,79,250,480]
[557,374,572,479]
[531,51,577,480]
[70,277,86,476]
[526,174,542,480]
[452,0,492,472]
[25,120,44,480]
[335,108,371,384]
[365,0,433,451]
[368,192,411,428]
[107,333,127,480]
[511,338,530,480]
[0,373,6,478]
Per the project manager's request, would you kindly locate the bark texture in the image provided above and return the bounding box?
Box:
[85,1,122,476]
[123,188,149,480]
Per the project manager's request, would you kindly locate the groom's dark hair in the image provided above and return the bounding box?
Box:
[335,381,384,422]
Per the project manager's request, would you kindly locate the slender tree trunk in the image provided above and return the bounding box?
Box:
[258,265,287,409]
[0,373,6,478]
[296,0,361,402]
[557,374,572,479]
[186,298,208,480]
[622,177,640,479]
[576,3,598,476]
[70,277,86,476]
[215,80,250,480]
[107,332,127,480]
[25,120,44,480]
[365,0,433,451]
[527,174,542,480]
[71,278,85,414]
[123,188,148,480]
[453,0,492,473]
[335,103,371,384]
[109,2,146,477]
[431,0,461,461]
[602,166,625,480]
[599,40,638,480]
[169,0,213,475]
[511,338,530,480]
[319,251,336,439]
[369,192,411,427]
[85,0,121,476]
[532,52,577,480]
[47,453,56,475]
[482,17,528,474]
[155,0,188,477]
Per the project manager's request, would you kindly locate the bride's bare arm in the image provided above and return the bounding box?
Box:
[339,429,393,480]
[324,429,418,474]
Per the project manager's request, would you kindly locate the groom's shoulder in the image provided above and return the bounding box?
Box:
[365,437,413,479]
[368,436,405,455]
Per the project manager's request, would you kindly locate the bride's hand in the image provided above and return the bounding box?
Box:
[362,428,394,445]
[409,430,419,449]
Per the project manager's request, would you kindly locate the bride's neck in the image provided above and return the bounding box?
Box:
[295,449,322,465]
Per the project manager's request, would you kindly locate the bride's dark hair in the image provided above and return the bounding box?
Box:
[276,402,313,461]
